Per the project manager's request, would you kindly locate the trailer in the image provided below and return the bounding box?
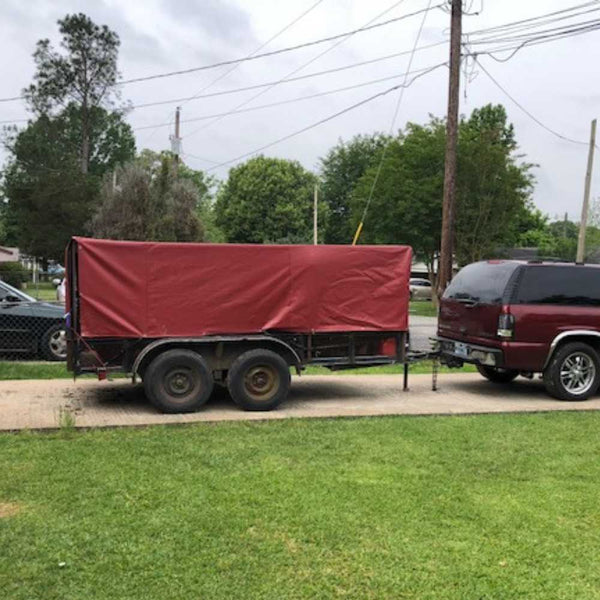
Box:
[66,237,415,413]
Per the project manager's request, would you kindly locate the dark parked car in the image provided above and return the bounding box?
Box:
[435,260,600,401]
[0,280,66,361]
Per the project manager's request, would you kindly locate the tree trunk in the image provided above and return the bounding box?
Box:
[81,97,89,174]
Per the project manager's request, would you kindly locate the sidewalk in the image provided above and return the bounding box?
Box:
[1,373,599,431]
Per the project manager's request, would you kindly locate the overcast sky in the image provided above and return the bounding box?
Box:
[0,0,598,221]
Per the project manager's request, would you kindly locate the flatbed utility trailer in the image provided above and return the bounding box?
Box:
[66,237,418,413]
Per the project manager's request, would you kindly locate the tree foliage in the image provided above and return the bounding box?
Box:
[1,106,135,260]
[349,104,535,277]
[215,156,323,243]
[89,153,205,242]
[1,13,135,261]
[24,13,121,174]
[319,133,389,243]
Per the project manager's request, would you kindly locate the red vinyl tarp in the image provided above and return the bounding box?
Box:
[72,237,411,339]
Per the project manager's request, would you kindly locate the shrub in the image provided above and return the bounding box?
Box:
[0,262,30,288]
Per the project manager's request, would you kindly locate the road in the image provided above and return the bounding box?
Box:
[409,315,437,351]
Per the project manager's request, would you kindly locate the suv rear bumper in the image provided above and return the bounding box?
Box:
[431,336,504,367]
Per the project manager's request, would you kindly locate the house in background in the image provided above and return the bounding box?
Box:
[0,246,19,263]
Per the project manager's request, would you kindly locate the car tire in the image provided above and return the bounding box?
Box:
[476,365,519,383]
[144,349,214,413]
[227,349,291,411]
[40,323,67,361]
[543,342,600,401]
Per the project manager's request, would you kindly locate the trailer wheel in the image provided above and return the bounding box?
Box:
[228,349,291,411]
[144,349,214,413]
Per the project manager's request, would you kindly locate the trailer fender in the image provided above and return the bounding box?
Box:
[132,335,303,380]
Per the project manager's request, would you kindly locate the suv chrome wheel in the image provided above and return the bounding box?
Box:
[543,342,600,401]
[560,352,596,395]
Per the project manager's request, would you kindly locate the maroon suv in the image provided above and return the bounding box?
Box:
[436,260,600,401]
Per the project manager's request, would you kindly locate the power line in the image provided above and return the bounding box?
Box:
[180,0,326,110]
[204,62,446,173]
[122,4,441,86]
[1,1,596,107]
[475,58,588,146]
[0,3,439,104]
[133,63,447,131]
[465,1,600,36]
[466,20,600,62]
[126,42,448,111]
[140,0,326,143]
[186,0,433,139]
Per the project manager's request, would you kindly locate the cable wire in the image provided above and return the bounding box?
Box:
[133,63,446,131]
[185,0,434,139]
[476,58,588,146]
[204,62,446,173]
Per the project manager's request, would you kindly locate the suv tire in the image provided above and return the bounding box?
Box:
[543,342,600,401]
[144,349,214,413]
[476,365,519,383]
[228,349,291,411]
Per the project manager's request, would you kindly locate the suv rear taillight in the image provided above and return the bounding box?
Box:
[497,313,515,339]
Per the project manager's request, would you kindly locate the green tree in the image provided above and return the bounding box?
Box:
[89,156,204,242]
[136,149,223,242]
[454,104,534,264]
[351,120,446,278]
[350,104,535,280]
[24,13,121,174]
[1,13,135,262]
[215,156,323,243]
[319,133,389,243]
[1,106,135,261]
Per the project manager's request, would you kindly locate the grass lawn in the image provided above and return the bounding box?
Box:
[1,413,600,599]
[409,300,438,317]
[0,361,475,380]
[24,282,57,302]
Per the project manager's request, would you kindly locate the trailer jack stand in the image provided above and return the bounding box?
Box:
[432,358,439,391]
[403,362,409,392]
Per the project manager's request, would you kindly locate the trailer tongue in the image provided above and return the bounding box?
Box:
[66,237,416,413]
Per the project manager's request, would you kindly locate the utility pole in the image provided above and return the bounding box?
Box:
[576,118,597,263]
[437,0,462,297]
[313,184,318,245]
[170,106,182,170]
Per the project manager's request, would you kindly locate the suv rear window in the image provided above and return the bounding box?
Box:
[444,261,519,305]
[513,265,600,306]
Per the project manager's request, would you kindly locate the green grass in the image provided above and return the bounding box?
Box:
[1,413,600,599]
[409,300,438,317]
[0,361,474,381]
[24,282,58,302]
[0,362,72,380]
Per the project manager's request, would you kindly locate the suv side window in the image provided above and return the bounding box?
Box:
[514,265,600,306]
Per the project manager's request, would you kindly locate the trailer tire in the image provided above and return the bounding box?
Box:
[144,349,214,413]
[228,349,291,411]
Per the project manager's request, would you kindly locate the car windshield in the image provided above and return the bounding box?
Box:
[444,261,519,305]
[0,280,36,303]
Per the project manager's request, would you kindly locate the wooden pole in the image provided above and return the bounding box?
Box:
[576,118,597,263]
[313,184,318,245]
[437,0,462,297]
[174,106,181,168]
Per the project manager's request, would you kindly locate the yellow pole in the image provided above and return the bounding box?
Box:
[352,221,364,246]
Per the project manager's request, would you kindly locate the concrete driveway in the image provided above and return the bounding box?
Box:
[1,372,599,431]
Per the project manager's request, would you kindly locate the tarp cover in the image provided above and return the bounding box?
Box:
[72,237,411,338]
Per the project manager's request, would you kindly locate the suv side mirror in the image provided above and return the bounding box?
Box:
[2,295,22,304]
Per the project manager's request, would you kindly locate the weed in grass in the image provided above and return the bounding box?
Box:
[57,405,76,432]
